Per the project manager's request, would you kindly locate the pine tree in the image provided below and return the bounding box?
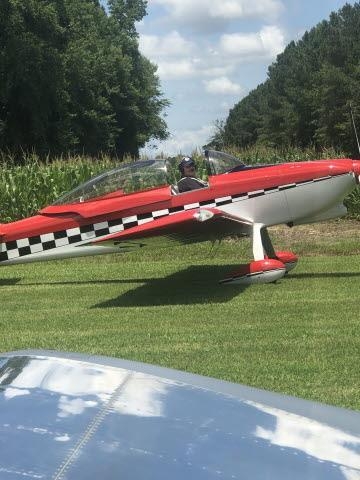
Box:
[222,2,360,155]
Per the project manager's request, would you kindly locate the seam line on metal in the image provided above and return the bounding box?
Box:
[52,373,133,480]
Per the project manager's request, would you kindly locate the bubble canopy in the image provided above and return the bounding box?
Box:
[53,151,245,205]
[53,159,169,205]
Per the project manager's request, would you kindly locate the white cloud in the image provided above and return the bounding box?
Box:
[157,60,197,79]
[55,434,71,442]
[152,0,283,26]
[139,25,285,81]
[221,101,232,110]
[4,387,30,399]
[220,25,285,59]
[135,0,287,154]
[139,31,193,58]
[113,374,168,418]
[204,76,243,95]
[202,65,235,77]
[259,25,286,57]
[252,401,360,472]
[142,124,215,156]
[58,396,97,418]
[210,0,283,19]
[139,31,198,79]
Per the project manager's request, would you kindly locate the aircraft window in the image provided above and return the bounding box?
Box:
[205,150,245,175]
[53,160,169,205]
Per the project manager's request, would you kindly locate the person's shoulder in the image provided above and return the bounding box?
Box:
[177,176,194,192]
[188,177,208,187]
[178,177,201,186]
[194,178,208,186]
[177,176,208,193]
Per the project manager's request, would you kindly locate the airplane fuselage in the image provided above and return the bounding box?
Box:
[0,158,359,266]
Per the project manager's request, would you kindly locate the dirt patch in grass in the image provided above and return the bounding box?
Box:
[268,219,360,256]
[269,219,359,241]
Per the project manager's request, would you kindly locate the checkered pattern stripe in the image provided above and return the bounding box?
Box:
[0,218,124,262]
[0,173,345,262]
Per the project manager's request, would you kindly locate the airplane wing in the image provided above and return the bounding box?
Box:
[89,208,252,249]
[0,350,359,479]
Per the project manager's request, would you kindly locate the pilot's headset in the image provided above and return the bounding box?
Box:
[178,156,196,175]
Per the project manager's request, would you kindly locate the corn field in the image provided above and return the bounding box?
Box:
[0,153,119,222]
[0,147,359,223]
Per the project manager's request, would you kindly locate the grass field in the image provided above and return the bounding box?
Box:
[0,220,359,410]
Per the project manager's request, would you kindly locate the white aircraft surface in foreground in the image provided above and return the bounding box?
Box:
[0,350,359,479]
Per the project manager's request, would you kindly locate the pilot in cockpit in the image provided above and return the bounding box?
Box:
[177,156,208,193]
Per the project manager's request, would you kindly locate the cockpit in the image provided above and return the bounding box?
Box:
[53,150,246,205]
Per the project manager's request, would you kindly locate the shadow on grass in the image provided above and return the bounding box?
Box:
[0,278,22,286]
[93,264,248,308]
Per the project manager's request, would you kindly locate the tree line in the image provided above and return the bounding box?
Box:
[216,2,360,156]
[0,0,169,159]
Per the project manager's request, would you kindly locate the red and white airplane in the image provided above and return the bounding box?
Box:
[0,150,359,284]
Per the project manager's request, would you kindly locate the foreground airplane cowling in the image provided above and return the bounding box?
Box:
[0,350,359,479]
[0,150,359,284]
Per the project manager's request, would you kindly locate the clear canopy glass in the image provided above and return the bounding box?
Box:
[53,159,169,205]
[205,150,245,175]
[53,151,245,205]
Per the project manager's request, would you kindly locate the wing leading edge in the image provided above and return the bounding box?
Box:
[89,208,251,249]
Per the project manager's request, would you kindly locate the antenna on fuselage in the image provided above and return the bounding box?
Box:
[349,102,360,156]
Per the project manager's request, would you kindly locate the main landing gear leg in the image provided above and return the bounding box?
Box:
[220,224,297,285]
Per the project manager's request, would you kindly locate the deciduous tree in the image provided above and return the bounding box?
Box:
[0,0,168,159]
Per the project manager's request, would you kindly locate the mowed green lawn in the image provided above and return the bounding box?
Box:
[0,221,359,410]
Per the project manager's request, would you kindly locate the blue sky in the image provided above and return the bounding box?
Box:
[111,1,358,156]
